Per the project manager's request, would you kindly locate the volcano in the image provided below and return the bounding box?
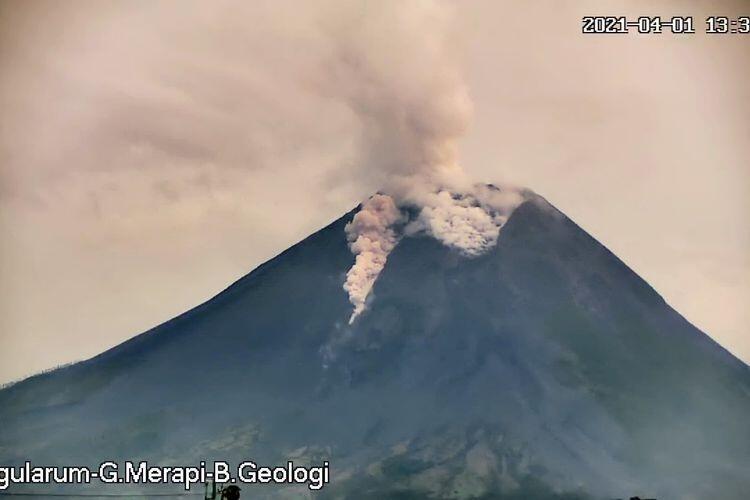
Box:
[1,192,748,499]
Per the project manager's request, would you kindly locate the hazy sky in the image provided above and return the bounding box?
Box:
[1,0,748,384]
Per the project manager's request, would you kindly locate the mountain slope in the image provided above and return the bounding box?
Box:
[1,194,748,499]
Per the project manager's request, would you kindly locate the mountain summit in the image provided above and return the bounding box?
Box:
[1,193,748,499]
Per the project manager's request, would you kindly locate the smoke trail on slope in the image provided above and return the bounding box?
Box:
[343,194,404,323]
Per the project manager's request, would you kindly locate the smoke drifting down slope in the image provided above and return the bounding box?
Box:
[343,194,404,322]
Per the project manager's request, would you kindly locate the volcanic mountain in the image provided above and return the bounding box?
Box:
[1,192,748,499]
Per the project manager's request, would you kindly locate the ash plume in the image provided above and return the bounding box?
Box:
[335,2,525,321]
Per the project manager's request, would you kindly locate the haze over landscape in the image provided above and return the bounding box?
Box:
[1,2,749,498]
[0,0,748,385]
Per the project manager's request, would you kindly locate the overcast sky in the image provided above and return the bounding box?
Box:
[1,0,748,384]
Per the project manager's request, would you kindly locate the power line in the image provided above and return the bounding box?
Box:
[0,493,203,497]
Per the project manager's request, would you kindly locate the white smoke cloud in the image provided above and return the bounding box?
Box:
[415,202,499,256]
[405,188,520,257]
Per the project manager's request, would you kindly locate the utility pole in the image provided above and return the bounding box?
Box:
[204,479,216,500]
